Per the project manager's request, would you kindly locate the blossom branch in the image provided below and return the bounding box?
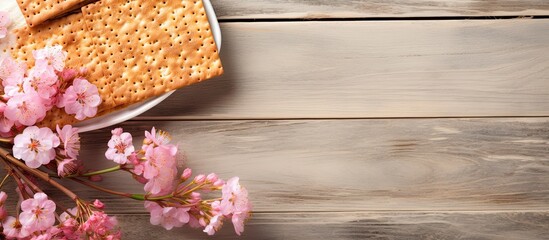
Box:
[0,137,12,144]
[4,160,42,195]
[66,177,175,202]
[66,177,133,199]
[0,148,78,201]
[50,165,122,178]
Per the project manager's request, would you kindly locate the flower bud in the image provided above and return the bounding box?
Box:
[213,179,225,187]
[0,207,7,222]
[206,173,218,183]
[127,153,139,165]
[0,191,7,205]
[89,174,103,182]
[60,68,77,81]
[181,168,192,181]
[93,199,105,209]
[111,128,123,136]
[57,159,79,177]
[194,174,205,184]
[132,174,148,184]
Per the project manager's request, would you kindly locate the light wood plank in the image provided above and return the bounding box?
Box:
[118,211,549,239]
[212,0,549,19]
[3,118,546,213]
[141,20,549,119]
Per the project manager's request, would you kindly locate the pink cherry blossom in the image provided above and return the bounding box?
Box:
[220,177,252,235]
[0,102,14,134]
[105,128,134,164]
[145,201,190,230]
[58,217,81,239]
[19,192,56,232]
[55,68,81,108]
[3,75,26,99]
[0,12,10,39]
[25,66,59,101]
[3,216,30,238]
[28,63,58,85]
[5,91,47,126]
[33,45,67,72]
[81,211,119,238]
[0,55,24,80]
[144,165,177,195]
[57,208,82,239]
[143,127,173,151]
[143,145,177,195]
[31,228,59,240]
[231,212,248,236]
[203,214,223,236]
[13,126,60,168]
[61,77,101,120]
[59,207,78,222]
[56,124,80,159]
[0,56,27,97]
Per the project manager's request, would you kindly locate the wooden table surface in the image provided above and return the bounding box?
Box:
[5,1,549,239]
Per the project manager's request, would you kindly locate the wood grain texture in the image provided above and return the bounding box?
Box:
[118,211,549,239]
[3,118,546,213]
[141,20,549,119]
[210,0,549,19]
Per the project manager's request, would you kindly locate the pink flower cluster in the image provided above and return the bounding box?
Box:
[104,128,252,235]
[0,192,119,239]
[106,127,177,195]
[0,45,101,136]
[0,23,251,238]
[0,11,9,40]
[13,125,81,172]
[206,177,252,235]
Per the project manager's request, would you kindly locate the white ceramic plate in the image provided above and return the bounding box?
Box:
[1,0,221,133]
[0,1,222,132]
[75,0,222,132]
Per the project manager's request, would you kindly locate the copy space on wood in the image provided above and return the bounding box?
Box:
[213,0,549,19]
[118,211,549,240]
[142,20,549,119]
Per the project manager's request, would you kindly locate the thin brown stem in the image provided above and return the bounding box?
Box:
[0,148,78,201]
[0,172,10,189]
[9,167,30,199]
[67,177,133,199]
[8,163,42,194]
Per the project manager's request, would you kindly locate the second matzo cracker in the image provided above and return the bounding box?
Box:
[81,0,223,107]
